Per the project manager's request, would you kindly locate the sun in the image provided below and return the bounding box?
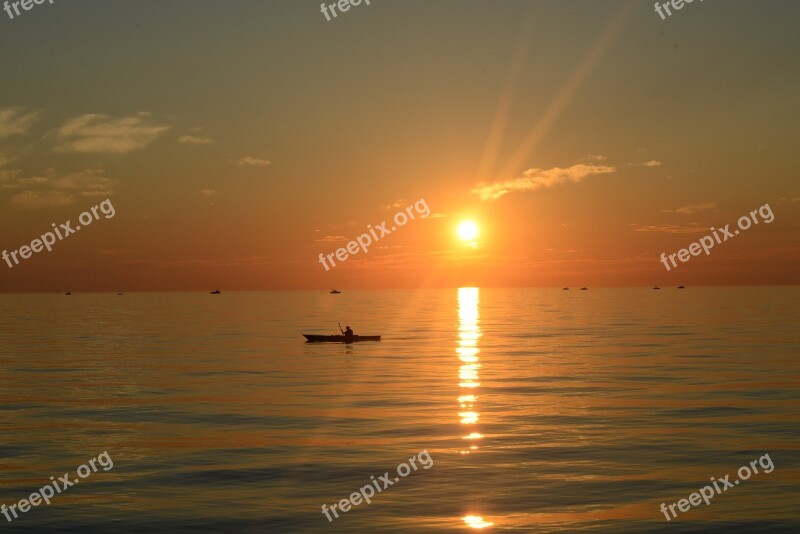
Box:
[457,221,479,242]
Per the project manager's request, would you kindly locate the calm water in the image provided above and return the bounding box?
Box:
[0,288,798,533]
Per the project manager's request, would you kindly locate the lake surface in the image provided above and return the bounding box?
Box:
[1,287,798,533]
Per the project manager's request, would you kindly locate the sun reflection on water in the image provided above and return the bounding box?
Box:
[458,287,483,453]
[457,287,494,528]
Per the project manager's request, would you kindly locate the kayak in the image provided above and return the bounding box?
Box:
[303,334,381,343]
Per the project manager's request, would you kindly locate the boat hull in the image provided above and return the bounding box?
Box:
[303,334,381,343]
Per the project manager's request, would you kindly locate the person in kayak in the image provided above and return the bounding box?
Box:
[344,326,354,343]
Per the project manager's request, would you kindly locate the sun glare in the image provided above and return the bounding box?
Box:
[463,515,494,529]
[457,221,479,242]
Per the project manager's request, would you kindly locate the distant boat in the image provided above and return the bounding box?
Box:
[117,292,123,295]
[580,287,588,290]
[653,286,661,290]
[678,285,686,289]
[562,287,569,290]
[304,334,381,343]
[210,290,221,294]
[65,291,71,296]
[330,289,341,294]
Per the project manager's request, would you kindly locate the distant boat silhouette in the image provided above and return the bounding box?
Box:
[210,289,221,294]
[330,289,341,294]
[117,292,123,295]
[580,287,588,290]
[653,286,661,290]
[562,287,569,290]
[65,291,71,296]
[678,285,686,289]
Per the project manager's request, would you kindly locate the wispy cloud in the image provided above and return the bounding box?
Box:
[0,107,41,139]
[179,135,214,145]
[640,160,662,167]
[17,176,48,186]
[0,152,15,168]
[2,169,115,207]
[314,235,348,243]
[119,255,292,269]
[631,224,708,234]
[200,189,217,197]
[473,164,616,200]
[383,199,407,210]
[55,112,170,154]
[10,190,74,209]
[660,202,716,215]
[235,156,271,167]
[50,169,115,197]
[543,248,587,254]
[0,169,22,186]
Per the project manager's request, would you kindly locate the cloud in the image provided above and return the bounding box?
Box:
[543,248,586,254]
[10,190,74,209]
[17,176,48,186]
[660,202,716,215]
[235,156,271,167]
[473,164,616,200]
[0,107,41,139]
[383,199,407,210]
[640,160,662,167]
[200,189,217,197]
[314,235,349,243]
[50,169,115,197]
[119,255,294,269]
[0,169,22,187]
[631,224,708,234]
[344,249,466,271]
[179,135,214,145]
[2,169,115,206]
[55,112,170,154]
[0,152,15,168]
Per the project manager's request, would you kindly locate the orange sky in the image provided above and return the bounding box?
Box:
[1,1,798,291]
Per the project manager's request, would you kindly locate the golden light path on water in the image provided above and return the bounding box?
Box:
[457,288,494,529]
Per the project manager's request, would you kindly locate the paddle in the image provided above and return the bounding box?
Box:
[338,322,344,334]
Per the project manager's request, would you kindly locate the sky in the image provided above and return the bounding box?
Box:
[0,0,798,291]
